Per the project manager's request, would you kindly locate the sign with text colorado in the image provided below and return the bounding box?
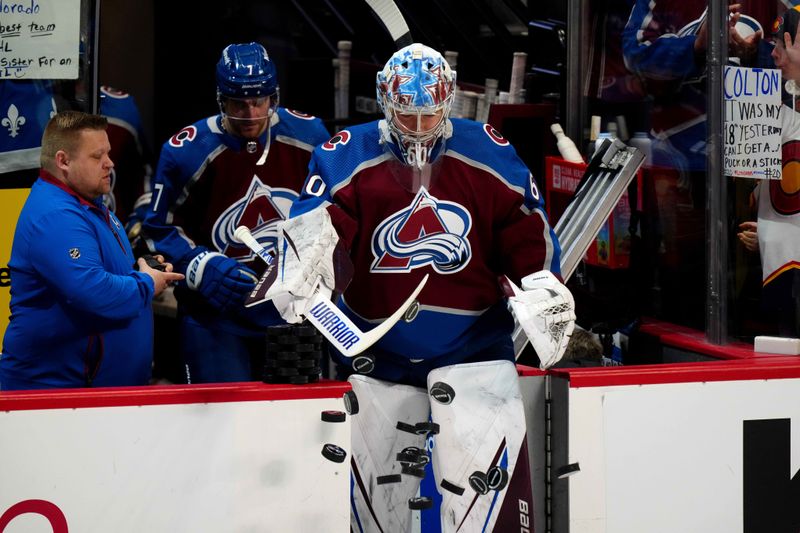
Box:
[0,0,80,79]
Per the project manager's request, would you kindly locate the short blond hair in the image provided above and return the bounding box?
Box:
[40,111,108,170]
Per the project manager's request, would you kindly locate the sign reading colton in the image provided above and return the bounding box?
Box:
[724,66,782,180]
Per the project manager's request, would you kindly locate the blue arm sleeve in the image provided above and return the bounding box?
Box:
[29,211,154,321]
[622,0,703,80]
[142,147,207,271]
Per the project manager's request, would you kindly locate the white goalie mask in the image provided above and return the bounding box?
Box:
[376,43,456,169]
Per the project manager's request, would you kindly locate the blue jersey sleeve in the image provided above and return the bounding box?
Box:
[142,135,210,271]
[29,209,154,320]
[621,0,703,81]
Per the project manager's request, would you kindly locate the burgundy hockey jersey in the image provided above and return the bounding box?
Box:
[291,119,561,360]
[143,108,329,331]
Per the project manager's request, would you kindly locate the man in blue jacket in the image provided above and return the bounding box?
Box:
[0,111,184,390]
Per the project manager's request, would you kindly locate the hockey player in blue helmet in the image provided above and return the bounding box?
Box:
[216,42,279,140]
[142,43,329,384]
[376,43,457,169]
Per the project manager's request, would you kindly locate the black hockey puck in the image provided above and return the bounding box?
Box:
[321,443,347,463]
[343,390,359,415]
[266,324,292,335]
[276,367,300,377]
[486,466,509,491]
[396,447,428,465]
[468,471,490,495]
[403,300,420,322]
[295,343,321,352]
[292,324,318,337]
[429,382,455,404]
[296,358,319,369]
[414,422,440,435]
[440,478,465,496]
[351,355,375,374]
[275,351,302,362]
[401,464,426,478]
[276,334,300,345]
[556,463,581,479]
[396,421,418,434]
[377,474,402,485]
[321,410,346,423]
[288,375,311,385]
[408,497,433,510]
[299,366,322,376]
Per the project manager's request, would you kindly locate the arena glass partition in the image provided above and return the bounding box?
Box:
[563,0,791,355]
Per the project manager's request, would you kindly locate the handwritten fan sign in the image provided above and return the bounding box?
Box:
[724,66,782,180]
[0,0,80,79]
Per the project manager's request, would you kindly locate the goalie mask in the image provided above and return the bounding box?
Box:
[216,42,279,139]
[377,43,456,169]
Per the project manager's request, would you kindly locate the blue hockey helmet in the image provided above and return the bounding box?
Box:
[216,42,278,99]
[377,43,456,168]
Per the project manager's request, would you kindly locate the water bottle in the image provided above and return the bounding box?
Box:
[628,131,652,166]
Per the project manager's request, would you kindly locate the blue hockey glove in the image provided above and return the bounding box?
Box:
[186,251,258,312]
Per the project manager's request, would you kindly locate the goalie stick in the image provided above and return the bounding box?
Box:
[234,225,429,358]
[363,0,413,47]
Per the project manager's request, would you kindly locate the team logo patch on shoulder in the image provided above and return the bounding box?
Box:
[286,109,316,120]
[168,125,197,148]
[371,187,472,274]
[212,176,298,260]
[69,248,81,259]
[483,124,509,146]
[100,86,129,98]
[322,130,351,151]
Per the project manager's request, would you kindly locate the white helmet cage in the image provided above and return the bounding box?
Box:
[377,43,457,168]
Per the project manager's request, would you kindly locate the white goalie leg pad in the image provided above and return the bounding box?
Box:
[348,374,431,533]
[427,360,534,533]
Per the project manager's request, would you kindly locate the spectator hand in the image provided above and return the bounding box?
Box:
[728,9,761,63]
[737,221,759,252]
[186,251,258,311]
[693,4,762,61]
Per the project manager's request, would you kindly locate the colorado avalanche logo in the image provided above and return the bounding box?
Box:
[211,176,298,260]
[286,109,316,120]
[323,130,350,151]
[773,139,800,215]
[483,124,509,146]
[371,187,472,274]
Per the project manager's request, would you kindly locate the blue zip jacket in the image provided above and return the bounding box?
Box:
[0,171,155,390]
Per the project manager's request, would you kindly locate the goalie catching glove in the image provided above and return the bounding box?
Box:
[186,251,258,312]
[505,270,575,370]
[265,208,351,323]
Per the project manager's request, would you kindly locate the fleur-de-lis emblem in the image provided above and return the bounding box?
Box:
[2,104,26,138]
